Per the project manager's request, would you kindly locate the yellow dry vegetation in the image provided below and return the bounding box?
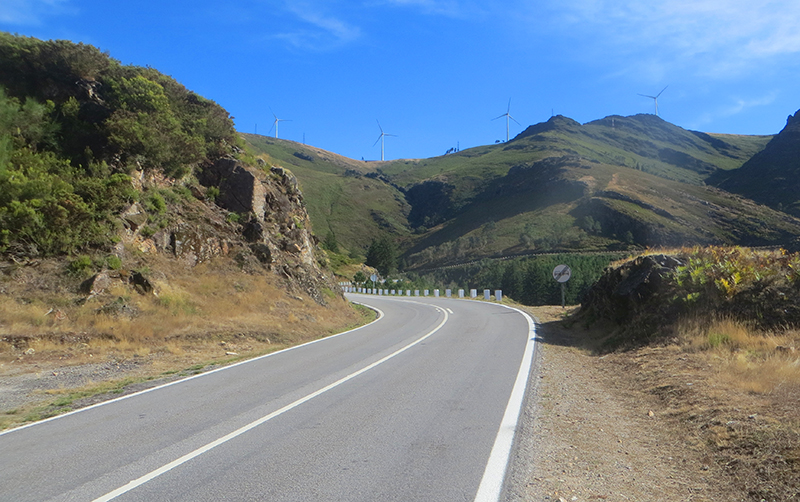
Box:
[679,317,800,395]
[0,257,370,373]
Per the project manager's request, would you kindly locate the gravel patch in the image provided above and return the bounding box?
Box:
[503,310,746,502]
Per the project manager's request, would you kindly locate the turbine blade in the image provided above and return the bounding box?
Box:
[507,98,512,113]
[373,135,382,147]
[656,85,668,98]
[638,93,656,99]
[376,119,383,133]
[510,115,521,126]
[492,114,506,121]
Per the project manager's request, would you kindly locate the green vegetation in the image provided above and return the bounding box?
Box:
[0,33,238,256]
[365,236,399,276]
[413,253,620,305]
[579,246,800,349]
[242,112,794,272]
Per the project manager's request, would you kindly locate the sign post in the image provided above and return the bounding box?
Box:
[552,264,572,308]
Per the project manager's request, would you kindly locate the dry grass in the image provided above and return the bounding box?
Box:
[679,317,800,396]
[0,255,372,378]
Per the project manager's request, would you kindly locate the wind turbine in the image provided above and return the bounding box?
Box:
[638,86,668,116]
[269,108,291,139]
[373,120,397,161]
[493,98,521,142]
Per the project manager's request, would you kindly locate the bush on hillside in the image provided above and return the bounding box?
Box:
[578,247,800,349]
[0,33,240,256]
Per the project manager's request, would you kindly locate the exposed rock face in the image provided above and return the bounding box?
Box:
[199,159,334,304]
[113,158,335,304]
[203,158,267,216]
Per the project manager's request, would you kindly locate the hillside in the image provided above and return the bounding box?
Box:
[239,114,790,270]
[241,134,410,256]
[713,109,800,216]
[0,33,362,406]
[0,33,342,296]
[401,154,800,268]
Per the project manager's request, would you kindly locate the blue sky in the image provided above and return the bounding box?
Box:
[2,0,799,160]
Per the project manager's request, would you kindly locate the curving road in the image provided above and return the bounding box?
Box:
[0,294,536,502]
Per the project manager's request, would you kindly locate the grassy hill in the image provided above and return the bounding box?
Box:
[239,113,800,271]
[713,109,800,216]
[240,134,410,257]
[401,154,800,268]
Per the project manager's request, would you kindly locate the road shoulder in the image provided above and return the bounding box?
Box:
[504,306,745,502]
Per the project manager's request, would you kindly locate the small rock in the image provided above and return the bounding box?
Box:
[24,348,35,355]
[225,351,239,356]
[648,410,655,417]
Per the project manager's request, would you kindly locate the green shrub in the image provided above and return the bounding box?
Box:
[144,192,167,214]
[105,255,122,270]
[205,186,219,201]
[67,255,94,276]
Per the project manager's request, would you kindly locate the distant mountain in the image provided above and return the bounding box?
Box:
[713,110,800,216]
[241,113,800,270]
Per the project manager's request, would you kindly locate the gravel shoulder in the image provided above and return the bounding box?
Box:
[504,306,746,502]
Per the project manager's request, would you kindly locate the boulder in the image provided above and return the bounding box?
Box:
[80,272,112,297]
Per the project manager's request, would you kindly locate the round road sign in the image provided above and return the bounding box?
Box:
[552,264,572,283]
[370,274,378,283]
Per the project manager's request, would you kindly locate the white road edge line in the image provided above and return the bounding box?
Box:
[91,306,449,502]
[473,305,537,502]
[0,302,385,438]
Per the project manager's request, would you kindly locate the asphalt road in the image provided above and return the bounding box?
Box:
[0,295,535,502]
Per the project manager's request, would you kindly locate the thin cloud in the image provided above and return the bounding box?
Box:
[274,1,361,50]
[0,0,70,25]
[380,0,463,16]
[691,92,778,129]
[529,0,800,80]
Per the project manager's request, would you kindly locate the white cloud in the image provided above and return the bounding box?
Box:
[691,92,778,129]
[0,0,69,25]
[527,0,800,80]
[274,1,361,50]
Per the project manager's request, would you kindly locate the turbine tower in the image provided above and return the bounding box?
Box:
[638,86,668,116]
[492,98,521,142]
[269,108,291,139]
[373,120,397,161]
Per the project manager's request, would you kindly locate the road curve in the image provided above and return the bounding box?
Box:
[0,294,536,502]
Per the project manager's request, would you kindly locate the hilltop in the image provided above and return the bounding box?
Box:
[245,113,799,271]
[713,109,800,216]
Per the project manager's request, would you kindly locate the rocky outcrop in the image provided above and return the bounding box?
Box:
[111,158,336,304]
[577,254,685,349]
[198,159,334,304]
[580,254,684,326]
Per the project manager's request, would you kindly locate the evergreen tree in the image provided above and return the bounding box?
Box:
[365,237,398,276]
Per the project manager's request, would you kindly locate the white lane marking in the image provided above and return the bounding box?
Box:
[446,308,454,314]
[473,305,537,502]
[0,303,385,438]
[92,306,448,502]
